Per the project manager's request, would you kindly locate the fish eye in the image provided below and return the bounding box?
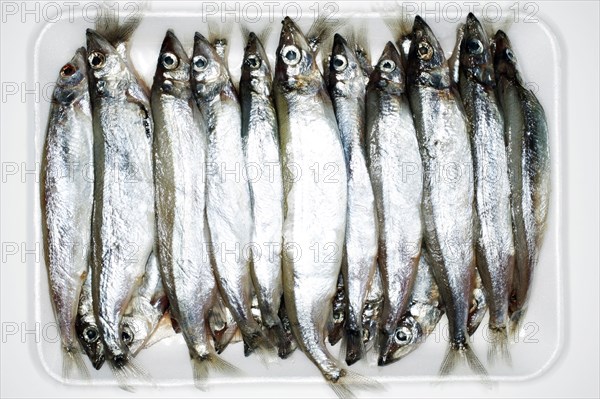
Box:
[379,59,396,73]
[192,55,208,72]
[282,45,301,66]
[505,48,517,63]
[466,38,484,55]
[333,311,344,322]
[88,51,106,69]
[121,324,134,345]
[60,63,77,78]
[417,42,433,61]
[161,52,179,70]
[394,326,412,346]
[332,54,347,71]
[246,54,261,69]
[82,326,99,343]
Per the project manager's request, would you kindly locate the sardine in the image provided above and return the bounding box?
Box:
[458,14,515,363]
[120,250,169,356]
[274,17,372,397]
[152,31,235,388]
[493,30,550,335]
[328,33,378,366]
[75,270,105,370]
[405,16,485,377]
[191,33,271,358]
[86,17,155,385]
[365,42,423,366]
[239,32,291,358]
[41,47,93,380]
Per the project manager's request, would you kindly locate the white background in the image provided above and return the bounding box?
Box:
[1,1,598,397]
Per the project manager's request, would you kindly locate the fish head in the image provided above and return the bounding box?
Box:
[191,32,230,100]
[378,315,423,365]
[86,29,129,91]
[274,17,321,93]
[460,13,495,88]
[241,32,272,95]
[53,47,89,104]
[367,41,405,95]
[406,15,450,89]
[153,30,190,97]
[75,314,105,370]
[328,33,364,97]
[493,30,519,82]
[119,315,152,356]
[467,285,488,336]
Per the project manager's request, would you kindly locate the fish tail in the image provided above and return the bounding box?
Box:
[108,355,153,392]
[487,327,512,366]
[94,2,143,48]
[439,343,489,383]
[190,352,240,390]
[61,345,90,381]
[342,328,365,366]
[265,323,294,359]
[242,329,278,367]
[509,308,526,339]
[328,368,383,398]
[307,12,344,53]
[207,19,232,60]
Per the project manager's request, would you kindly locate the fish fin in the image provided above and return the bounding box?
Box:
[509,309,526,339]
[208,19,232,61]
[329,368,383,398]
[62,346,90,381]
[191,352,241,390]
[342,328,365,366]
[94,2,143,51]
[243,330,278,367]
[307,13,344,53]
[439,344,489,384]
[108,356,153,392]
[266,323,294,359]
[239,23,273,47]
[487,327,512,366]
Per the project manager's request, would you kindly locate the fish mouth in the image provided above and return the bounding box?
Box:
[161,29,189,63]
[86,28,114,54]
[92,354,105,370]
[278,16,309,50]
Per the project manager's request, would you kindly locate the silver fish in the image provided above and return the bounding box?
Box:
[405,16,485,377]
[386,247,444,363]
[41,48,93,380]
[75,270,105,370]
[365,42,423,366]
[239,32,291,358]
[191,33,271,358]
[493,30,550,335]
[274,17,369,397]
[86,19,155,384]
[458,14,515,363]
[120,250,169,356]
[328,33,378,366]
[152,31,234,387]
